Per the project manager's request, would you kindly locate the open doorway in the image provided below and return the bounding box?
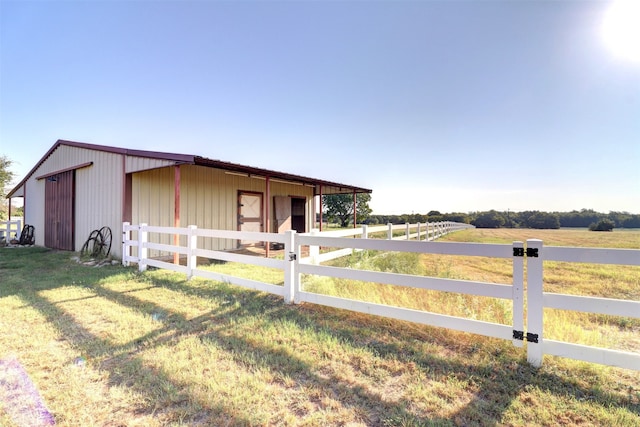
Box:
[291,197,306,233]
[274,196,306,233]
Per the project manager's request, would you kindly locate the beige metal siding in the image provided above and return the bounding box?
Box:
[131,167,175,257]
[180,166,314,251]
[24,178,45,247]
[24,144,124,257]
[125,156,176,174]
[75,151,124,257]
[180,166,244,251]
[132,165,315,256]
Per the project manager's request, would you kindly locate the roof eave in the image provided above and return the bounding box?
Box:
[193,156,372,194]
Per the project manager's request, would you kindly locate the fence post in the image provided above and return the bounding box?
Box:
[512,241,524,348]
[186,225,198,280]
[122,222,130,267]
[309,228,320,265]
[283,230,298,304]
[138,223,148,272]
[358,224,368,254]
[387,223,393,240]
[416,222,421,240]
[526,239,544,367]
[15,219,22,240]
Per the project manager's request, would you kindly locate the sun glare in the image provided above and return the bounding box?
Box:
[602,0,640,63]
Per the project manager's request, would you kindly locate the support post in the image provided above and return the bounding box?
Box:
[122,222,130,267]
[319,185,323,231]
[353,190,357,228]
[387,223,393,240]
[173,165,181,265]
[406,223,410,240]
[526,239,544,367]
[512,241,524,348]
[265,175,270,259]
[138,223,148,272]
[187,225,198,280]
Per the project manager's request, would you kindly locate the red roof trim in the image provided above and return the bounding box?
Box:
[35,162,94,180]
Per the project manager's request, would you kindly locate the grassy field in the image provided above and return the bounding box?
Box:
[306,228,640,352]
[1,229,639,426]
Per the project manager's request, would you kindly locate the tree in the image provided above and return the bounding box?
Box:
[323,193,372,227]
[589,219,615,232]
[426,210,443,222]
[442,213,471,224]
[472,210,505,228]
[526,211,560,229]
[0,155,15,221]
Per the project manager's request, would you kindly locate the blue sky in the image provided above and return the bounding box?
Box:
[1,0,638,214]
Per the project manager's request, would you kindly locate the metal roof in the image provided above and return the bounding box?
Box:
[7,139,372,198]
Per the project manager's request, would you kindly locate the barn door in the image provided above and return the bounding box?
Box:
[45,170,75,250]
[274,196,291,233]
[238,191,263,246]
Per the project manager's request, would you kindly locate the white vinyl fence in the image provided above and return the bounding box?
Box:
[307,222,474,264]
[122,222,640,371]
[0,219,22,241]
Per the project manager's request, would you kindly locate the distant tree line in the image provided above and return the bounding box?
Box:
[321,192,639,231]
[365,209,640,230]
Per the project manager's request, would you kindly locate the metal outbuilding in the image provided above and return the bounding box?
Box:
[6,140,371,258]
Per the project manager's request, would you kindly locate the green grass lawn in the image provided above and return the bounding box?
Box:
[1,230,639,426]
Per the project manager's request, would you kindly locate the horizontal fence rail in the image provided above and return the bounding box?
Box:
[302,222,475,264]
[121,222,640,371]
[0,219,22,241]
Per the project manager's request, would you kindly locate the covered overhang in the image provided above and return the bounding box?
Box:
[6,185,24,198]
[191,156,372,237]
[193,156,371,196]
[5,184,24,221]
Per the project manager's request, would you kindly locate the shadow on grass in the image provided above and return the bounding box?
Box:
[2,247,638,426]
